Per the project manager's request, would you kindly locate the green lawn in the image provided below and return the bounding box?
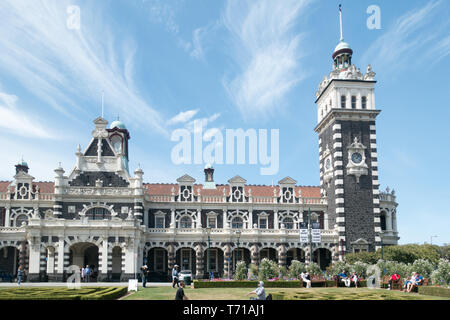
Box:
[123,286,450,300]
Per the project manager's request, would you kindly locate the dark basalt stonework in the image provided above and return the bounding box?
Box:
[69,171,129,187]
[84,138,115,157]
[320,119,376,253]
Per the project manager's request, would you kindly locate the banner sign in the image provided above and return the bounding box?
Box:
[311,222,321,243]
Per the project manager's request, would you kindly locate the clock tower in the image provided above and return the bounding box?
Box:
[315,7,382,258]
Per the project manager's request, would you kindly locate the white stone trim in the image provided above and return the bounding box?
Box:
[335,179,344,185]
[336,207,345,214]
[333,124,341,131]
[333,133,342,140]
[336,198,344,204]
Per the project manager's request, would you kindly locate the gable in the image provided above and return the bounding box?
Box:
[84,139,115,157]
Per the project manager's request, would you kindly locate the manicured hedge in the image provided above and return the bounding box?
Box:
[0,286,128,300]
[193,280,302,288]
[418,286,450,298]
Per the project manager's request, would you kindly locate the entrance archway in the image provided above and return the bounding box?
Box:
[111,246,122,281]
[175,247,196,275]
[259,247,277,263]
[0,246,19,279]
[69,243,99,281]
[147,247,168,281]
[287,248,305,265]
[313,248,332,270]
[231,247,250,272]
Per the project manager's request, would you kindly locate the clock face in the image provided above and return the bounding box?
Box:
[325,158,331,170]
[351,152,363,164]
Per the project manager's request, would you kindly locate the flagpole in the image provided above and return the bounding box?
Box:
[339,4,343,41]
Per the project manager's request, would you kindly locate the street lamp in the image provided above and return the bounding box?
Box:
[307,208,313,264]
[206,226,212,280]
[235,230,241,270]
[431,235,438,245]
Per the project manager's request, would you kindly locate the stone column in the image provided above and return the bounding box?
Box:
[250,244,259,266]
[248,210,253,230]
[223,210,228,230]
[168,243,175,277]
[386,210,393,231]
[5,207,10,227]
[278,244,287,269]
[195,243,203,279]
[223,244,231,279]
[274,210,279,229]
[98,240,108,281]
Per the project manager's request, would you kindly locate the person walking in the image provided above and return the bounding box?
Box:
[172,265,179,288]
[17,266,24,285]
[141,265,149,288]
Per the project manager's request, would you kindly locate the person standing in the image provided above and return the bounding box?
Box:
[175,279,189,300]
[17,266,24,285]
[172,265,179,288]
[83,265,91,283]
[141,265,149,288]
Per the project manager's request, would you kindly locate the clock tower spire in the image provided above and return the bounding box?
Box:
[314,6,382,259]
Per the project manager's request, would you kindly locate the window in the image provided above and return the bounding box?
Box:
[351,96,356,109]
[86,207,111,220]
[181,249,191,270]
[154,249,165,271]
[231,217,243,229]
[283,217,294,229]
[16,214,28,227]
[180,186,192,201]
[380,214,386,231]
[207,217,217,228]
[207,249,218,272]
[259,217,267,229]
[180,216,192,228]
[155,216,165,228]
[341,95,346,108]
[362,96,367,109]
[121,206,129,214]
[68,206,76,214]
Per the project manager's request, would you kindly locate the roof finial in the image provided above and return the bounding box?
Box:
[101,90,104,118]
[339,4,344,41]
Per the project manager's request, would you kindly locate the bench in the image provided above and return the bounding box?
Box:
[299,276,327,287]
[382,275,402,290]
[411,278,429,292]
[334,276,362,288]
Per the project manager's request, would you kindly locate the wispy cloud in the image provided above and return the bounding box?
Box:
[221,0,312,120]
[140,0,182,34]
[0,0,166,134]
[0,91,56,139]
[362,1,450,72]
[168,109,199,125]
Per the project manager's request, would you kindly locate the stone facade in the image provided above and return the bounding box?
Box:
[0,31,399,282]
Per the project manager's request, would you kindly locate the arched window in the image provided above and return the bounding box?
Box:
[16,214,28,227]
[180,216,192,228]
[362,96,367,109]
[231,217,243,229]
[283,217,294,229]
[380,212,386,231]
[86,207,111,220]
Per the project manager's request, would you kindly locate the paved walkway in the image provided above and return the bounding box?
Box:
[0,282,173,287]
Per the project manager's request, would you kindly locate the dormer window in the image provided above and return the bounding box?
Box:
[282,187,294,203]
[180,185,193,202]
[231,186,244,202]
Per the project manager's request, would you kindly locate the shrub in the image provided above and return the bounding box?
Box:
[350,261,368,278]
[288,260,306,279]
[193,280,301,288]
[326,261,350,278]
[306,262,322,277]
[418,286,450,298]
[247,263,258,280]
[258,258,279,281]
[234,261,247,280]
[378,244,441,264]
[279,266,288,278]
[412,259,435,278]
[430,259,450,286]
[345,251,379,264]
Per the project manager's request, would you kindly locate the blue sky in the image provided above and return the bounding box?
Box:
[0,0,449,245]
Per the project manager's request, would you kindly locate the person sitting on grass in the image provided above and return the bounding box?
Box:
[338,270,350,287]
[175,279,189,300]
[246,281,266,300]
[387,272,400,290]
